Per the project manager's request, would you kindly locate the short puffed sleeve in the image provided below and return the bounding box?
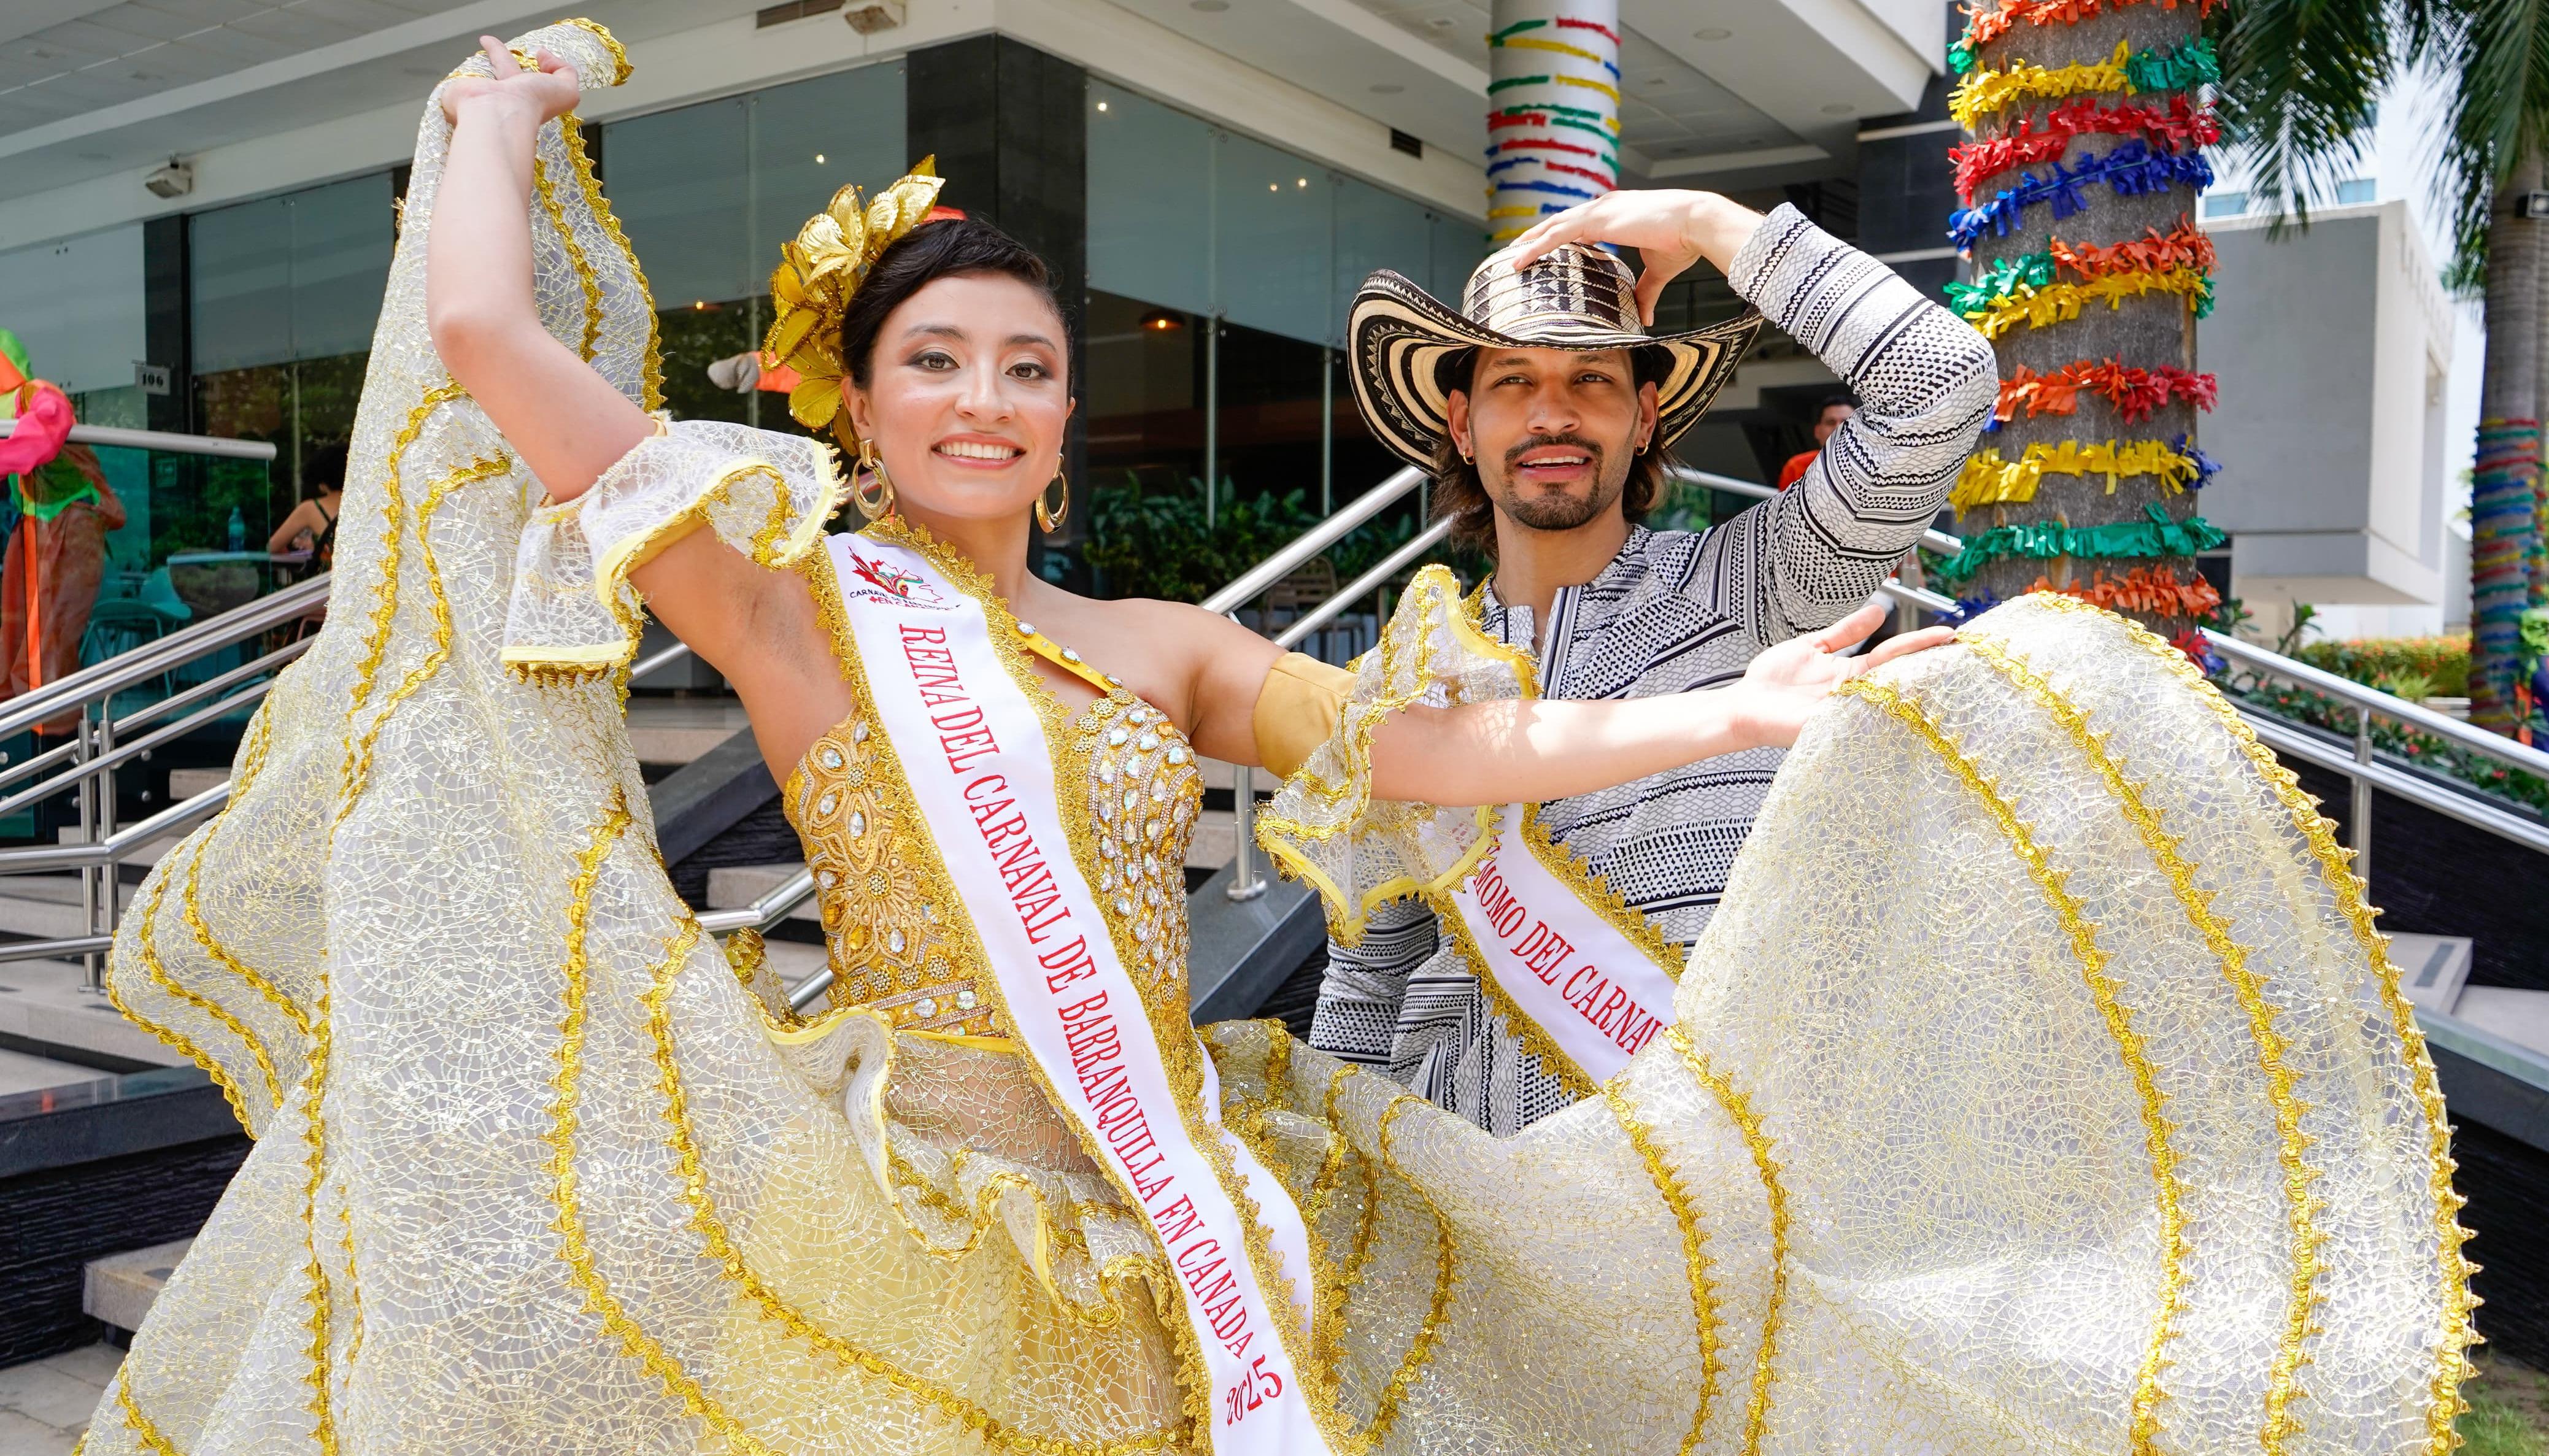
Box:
[1253,565,1537,945]
[501,417,844,678]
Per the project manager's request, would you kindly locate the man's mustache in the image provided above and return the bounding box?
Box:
[1502,433,1606,474]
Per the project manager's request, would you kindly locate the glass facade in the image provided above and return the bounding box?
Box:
[188,169,396,563]
[602,60,908,428]
[24,45,1502,635]
[1082,77,1484,603]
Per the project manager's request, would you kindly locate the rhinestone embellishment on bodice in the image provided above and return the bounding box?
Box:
[783,687,1205,1034]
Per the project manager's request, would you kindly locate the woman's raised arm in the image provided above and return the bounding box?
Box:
[1363,602,1948,807]
[425,37,652,503]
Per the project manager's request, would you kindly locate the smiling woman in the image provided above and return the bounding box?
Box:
[82,24,2472,1455]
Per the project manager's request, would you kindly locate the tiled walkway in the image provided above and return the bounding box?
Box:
[0,1344,113,1455]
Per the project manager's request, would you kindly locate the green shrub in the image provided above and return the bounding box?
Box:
[2297,634,2471,698]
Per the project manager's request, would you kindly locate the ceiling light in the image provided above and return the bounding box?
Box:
[1268,182,1279,191]
[1096,99,1109,111]
[814,152,827,163]
[1297,177,1308,187]
[1139,310,1184,332]
[1694,28,1732,40]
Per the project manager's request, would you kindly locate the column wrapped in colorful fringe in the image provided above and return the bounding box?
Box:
[1486,1,1619,245]
[1944,0,2223,658]
[2470,417,2541,729]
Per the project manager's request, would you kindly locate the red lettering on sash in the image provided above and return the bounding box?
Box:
[1039,934,1098,992]
[1152,1195,1204,1245]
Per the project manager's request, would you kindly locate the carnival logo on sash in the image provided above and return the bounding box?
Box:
[846,547,941,605]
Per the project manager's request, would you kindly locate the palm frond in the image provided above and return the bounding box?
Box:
[2214,0,2399,235]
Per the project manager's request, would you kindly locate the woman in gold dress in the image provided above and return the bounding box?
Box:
[86,24,2473,1456]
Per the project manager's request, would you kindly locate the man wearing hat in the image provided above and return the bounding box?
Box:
[1309,188,1996,1134]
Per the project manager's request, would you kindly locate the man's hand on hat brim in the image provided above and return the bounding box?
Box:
[1505,191,1765,328]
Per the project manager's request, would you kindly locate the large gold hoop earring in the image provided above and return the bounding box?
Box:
[1035,468,1070,535]
[852,438,897,522]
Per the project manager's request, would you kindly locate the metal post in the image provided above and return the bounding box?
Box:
[1223,604,1267,903]
[1319,349,1334,517]
[74,712,98,990]
[96,707,118,977]
[1226,762,1267,902]
[1204,318,1221,530]
[2351,705,2375,887]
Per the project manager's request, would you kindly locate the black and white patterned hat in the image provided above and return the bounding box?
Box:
[1347,242,1762,469]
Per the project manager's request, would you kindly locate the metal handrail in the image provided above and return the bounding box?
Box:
[0,574,327,742]
[697,868,816,937]
[1276,520,1454,650]
[0,782,230,878]
[0,419,279,462]
[1687,468,2549,783]
[1200,466,1425,616]
[0,636,310,803]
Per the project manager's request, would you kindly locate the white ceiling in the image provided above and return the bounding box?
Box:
[0,0,743,198]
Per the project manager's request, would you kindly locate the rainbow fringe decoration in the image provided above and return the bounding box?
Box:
[1949,142,2213,248]
[2472,417,2542,729]
[1949,37,2219,129]
[1953,435,2219,509]
[1951,0,2224,70]
[1486,5,1621,242]
[1931,505,2227,584]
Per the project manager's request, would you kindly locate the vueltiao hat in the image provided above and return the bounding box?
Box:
[1346,241,1763,469]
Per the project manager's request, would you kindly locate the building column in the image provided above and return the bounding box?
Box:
[141,215,190,437]
[906,36,1089,572]
[1485,2,1620,247]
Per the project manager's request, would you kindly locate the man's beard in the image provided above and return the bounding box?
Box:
[1486,431,1631,533]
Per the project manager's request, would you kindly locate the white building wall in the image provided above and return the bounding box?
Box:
[2202,201,2453,610]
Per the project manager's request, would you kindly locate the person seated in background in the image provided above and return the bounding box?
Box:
[267,442,347,568]
[1776,391,1858,490]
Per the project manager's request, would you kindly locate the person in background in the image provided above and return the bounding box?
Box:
[1776,391,1858,490]
[0,331,125,722]
[268,442,348,567]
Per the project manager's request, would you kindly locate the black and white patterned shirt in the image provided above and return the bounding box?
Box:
[1306,206,1997,1135]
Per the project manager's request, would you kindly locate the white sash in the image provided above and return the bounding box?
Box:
[829,532,1335,1455]
[1435,803,1681,1090]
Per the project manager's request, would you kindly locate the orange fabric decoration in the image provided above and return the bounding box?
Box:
[2050,220,2215,279]
[1994,361,2217,425]
[1957,0,2223,55]
[2028,564,2222,619]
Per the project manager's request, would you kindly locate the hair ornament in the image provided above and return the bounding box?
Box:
[763,155,948,450]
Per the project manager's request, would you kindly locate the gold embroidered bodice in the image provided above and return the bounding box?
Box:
[781,681,1205,1038]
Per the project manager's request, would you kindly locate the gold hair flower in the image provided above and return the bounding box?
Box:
[763,156,947,451]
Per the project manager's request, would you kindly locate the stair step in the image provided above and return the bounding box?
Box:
[0,959,190,1071]
[84,1238,192,1335]
[2389,933,2473,1013]
[168,767,227,799]
[0,1043,112,1096]
[2456,987,2549,1059]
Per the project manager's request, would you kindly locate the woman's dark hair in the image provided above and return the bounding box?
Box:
[302,442,349,495]
[1428,344,1677,557]
[837,216,1067,388]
